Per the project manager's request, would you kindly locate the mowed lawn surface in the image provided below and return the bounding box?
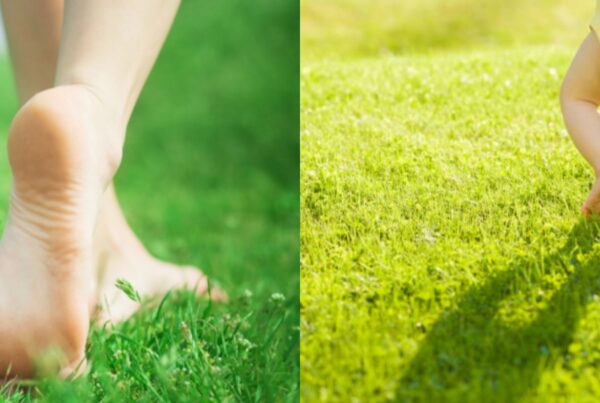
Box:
[300,46,600,401]
[0,0,299,401]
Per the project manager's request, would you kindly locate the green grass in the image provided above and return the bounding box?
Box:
[301,1,600,401]
[0,0,299,401]
[300,46,600,401]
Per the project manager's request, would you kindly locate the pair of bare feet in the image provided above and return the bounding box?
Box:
[0,85,224,379]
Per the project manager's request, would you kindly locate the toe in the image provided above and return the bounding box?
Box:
[181,267,228,302]
[206,285,229,302]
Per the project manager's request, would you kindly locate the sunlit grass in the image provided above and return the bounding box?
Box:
[301,0,591,60]
[300,45,600,401]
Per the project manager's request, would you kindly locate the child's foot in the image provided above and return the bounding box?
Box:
[582,177,600,217]
[0,85,120,378]
[92,187,227,324]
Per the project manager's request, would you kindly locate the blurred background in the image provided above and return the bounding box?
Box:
[302,0,592,60]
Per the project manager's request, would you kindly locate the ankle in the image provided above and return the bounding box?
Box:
[58,84,125,176]
[79,85,125,176]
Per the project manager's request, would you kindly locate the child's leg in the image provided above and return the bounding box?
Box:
[0,0,183,378]
[561,32,600,215]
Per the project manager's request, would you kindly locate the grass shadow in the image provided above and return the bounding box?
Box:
[397,219,600,402]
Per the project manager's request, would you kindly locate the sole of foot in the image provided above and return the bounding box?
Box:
[0,85,119,379]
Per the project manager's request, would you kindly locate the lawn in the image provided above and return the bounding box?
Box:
[301,0,590,61]
[0,0,299,401]
[301,1,600,401]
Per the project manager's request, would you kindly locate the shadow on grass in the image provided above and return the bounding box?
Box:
[397,219,600,402]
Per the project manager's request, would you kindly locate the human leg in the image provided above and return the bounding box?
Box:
[0,0,182,378]
[561,32,600,215]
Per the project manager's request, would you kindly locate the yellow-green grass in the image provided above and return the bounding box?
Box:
[300,46,600,401]
[0,0,299,400]
[301,0,591,60]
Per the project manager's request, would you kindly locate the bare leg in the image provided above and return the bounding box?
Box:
[0,0,223,378]
[561,32,600,216]
[1,0,225,330]
[58,0,226,322]
[1,0,63,104]
[0,0,96,379]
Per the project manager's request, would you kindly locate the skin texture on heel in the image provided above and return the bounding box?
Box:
[0,86,112,379]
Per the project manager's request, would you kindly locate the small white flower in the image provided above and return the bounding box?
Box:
[270,292,286,303]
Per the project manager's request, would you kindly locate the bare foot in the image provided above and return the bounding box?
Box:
[92,186,227,324]
[582,177,600,217]
[0,85,120,379]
